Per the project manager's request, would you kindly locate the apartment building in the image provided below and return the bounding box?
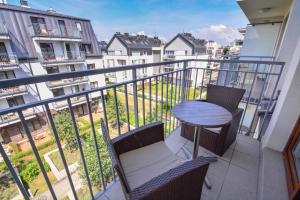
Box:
[105,32,163,83]
[163,33,219,86]
[0,1,105,144]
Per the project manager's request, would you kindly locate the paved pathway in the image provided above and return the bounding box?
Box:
[38,172,81,199]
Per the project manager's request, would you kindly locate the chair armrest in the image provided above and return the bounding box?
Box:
[112,122,165,155]
[129,157,214,200]
[232,108,244,118]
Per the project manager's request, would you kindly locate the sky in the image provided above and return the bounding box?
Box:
[9,0,249,45]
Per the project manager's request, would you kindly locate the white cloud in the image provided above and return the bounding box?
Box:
[190,24,243,45]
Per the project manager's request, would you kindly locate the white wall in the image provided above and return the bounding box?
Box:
[275,0,300,89]
[239,23,282,57]
[261,0,300,151]
[262,33,300,151]
[107,38,128,56]
[165,37,193,55]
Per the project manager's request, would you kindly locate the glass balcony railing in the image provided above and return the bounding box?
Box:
[0,107,37,125]
[41,51,86,63]
[0,85,28,98]
[28,23,82,39]
[47,77,89,88]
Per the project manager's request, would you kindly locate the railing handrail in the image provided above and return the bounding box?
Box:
[0,59,285,89]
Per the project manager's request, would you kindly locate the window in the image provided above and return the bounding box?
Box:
[87,64,96,70]
[75,22,82,32]
[46,66,59,74]
[7,96,25,107]
[24,119,42,132]
[30,17,47,35]
[52,88,65,97]
[77,105,85,116]
[80,43,93,55]
[72,85,80,93]
[0,71,15,79]
[90,81,98,89]
[69,64,76,72]
[165,50,174,55]
[40,43,55,60]
[58,20,68,36]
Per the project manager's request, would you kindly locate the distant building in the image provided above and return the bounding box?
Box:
[105,32,163,83]
[0,2,105,144]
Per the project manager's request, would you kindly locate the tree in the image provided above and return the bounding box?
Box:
[106,91,126,126]
[54,109,78,152]
[78,132,113,188]
[223,47,229,55]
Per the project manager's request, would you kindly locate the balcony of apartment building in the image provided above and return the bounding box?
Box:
[0,58,292,200]
[0,52,19,69]
[28,22,82,42]
[0,85,28,99]
[0,107,37,128]
[40,50,86,66]
[46,76,89,89]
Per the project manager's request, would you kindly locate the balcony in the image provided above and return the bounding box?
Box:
[41,51,86,66]
[28,23,82,41]
[0,85,28,99]
[0,59,288,200]
[0,107,37,127]
[47,77,89,89]
[0,52,19,68]
[52,96,87,110]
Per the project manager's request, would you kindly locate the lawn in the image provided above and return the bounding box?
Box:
[0,176,20,200]
[49,149,79,171]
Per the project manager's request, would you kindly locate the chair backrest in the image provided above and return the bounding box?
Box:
[206,84,246,112]
[100,119,131,193]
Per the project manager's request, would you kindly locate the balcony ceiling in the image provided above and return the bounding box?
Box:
[237,0,292,24]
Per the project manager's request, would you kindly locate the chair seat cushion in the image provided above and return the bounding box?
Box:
[205,127,222,134]
[119,141,182,189]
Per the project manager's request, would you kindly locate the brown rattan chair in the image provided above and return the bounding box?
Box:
[101,120,214,200]
[181,84,246,156]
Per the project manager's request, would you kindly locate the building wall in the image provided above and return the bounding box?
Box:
[239,23,282,57]
[165,37,193,55]
[262,0,300,151]
[107,37,128,56]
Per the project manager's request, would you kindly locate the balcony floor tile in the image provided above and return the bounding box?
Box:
[102,128,262,200]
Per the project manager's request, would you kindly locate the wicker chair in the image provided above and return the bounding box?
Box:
[101,120,214,200]
[181,84,246,156]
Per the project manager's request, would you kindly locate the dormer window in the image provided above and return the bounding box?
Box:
[76,22,82,32]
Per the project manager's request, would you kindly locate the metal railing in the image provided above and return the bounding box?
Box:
[0,85,28,98]
[41,51,86,63]
[47,77,89,88]
[0,52,18,66]
[0,59,284,200]
[28,23,82,39]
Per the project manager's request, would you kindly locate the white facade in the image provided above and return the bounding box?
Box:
[105,36,162,83]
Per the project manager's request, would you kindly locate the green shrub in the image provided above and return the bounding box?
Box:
[42,159,51,172]
[20,161,40,183]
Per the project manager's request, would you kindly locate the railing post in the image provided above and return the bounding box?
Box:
[132,68,139,128]
[181,61,188,102]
